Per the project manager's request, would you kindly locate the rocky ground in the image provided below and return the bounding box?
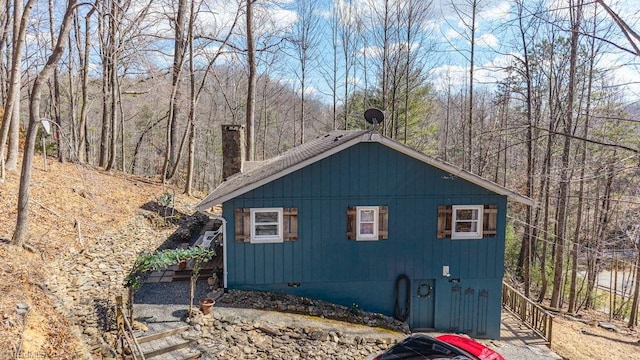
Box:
[187,305,405,360]
[185,289,409,359]
[42,212,204,357]
[215,290,410,333]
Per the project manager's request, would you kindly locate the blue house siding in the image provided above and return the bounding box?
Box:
[222,142,507,338]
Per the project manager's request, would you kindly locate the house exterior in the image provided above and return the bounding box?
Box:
[196,127,533,339]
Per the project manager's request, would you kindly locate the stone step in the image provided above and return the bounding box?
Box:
[143,339,195,358]
[135,325,200,360]
[137,325,191,343]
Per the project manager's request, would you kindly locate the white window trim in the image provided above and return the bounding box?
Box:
[250,208,283,244]
[451,205,483,240]
[356,206,379,241]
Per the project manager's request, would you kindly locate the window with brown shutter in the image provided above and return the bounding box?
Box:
[483,205,497,237]
[378,206,389,239]
[437,205,453,238]
[437,205,497,239]
[347,207,356,240]
[347,206,388,241]
[235,208,251,243]
[283,208,298,241]
[235,207,298,243]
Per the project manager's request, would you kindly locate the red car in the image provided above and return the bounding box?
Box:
[437,334,504,360]
[372,334,504,360]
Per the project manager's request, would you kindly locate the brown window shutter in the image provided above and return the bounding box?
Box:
[235,208,251,243]
[437,205,452,238]
[378,206,389,239]
[347,207,356,240]
[283,207,298,241]
[483,205,497,237]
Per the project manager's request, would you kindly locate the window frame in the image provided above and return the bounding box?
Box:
[356,206,379,241]
[451,205,484,240]
[250,208,283,244]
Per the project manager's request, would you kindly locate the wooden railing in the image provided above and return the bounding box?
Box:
[115,296,145,359]
[502,282,553,346]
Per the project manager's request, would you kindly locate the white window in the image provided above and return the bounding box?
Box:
[451,205,484,239]
[356,206,379,241]
[250,208,283,243]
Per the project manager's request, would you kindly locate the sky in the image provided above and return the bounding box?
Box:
[262,0,640,105]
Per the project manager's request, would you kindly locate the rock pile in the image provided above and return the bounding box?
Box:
[217,290,409,334]
[189,308,403,360]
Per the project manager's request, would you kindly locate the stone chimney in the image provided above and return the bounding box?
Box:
[221,124,245,180]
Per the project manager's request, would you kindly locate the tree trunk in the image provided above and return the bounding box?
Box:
[78,6,95,163]
[49,0,64,163]
[105,0,119,171]
[466,0,477,172]
[245,0,256,161]
[568,9,597,313]
[550,0,582,309]
[0,0,34,173]
[515,0,534,297]
[381,0,389,136]
[163,0,187,180]
[98,0,110,167]
[0,0,10,101]
[629,236,640,328]
[184,0,196,195]
[67,29,78,161]
[537,110,555,303]
[12,0,78,247]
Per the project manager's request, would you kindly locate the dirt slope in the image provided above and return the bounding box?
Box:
[551,310,639,359]
[0,156,196,358]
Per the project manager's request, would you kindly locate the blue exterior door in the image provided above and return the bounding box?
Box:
[410,279,435,329]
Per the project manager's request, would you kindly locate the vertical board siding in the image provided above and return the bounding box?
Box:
[223,142,509,338]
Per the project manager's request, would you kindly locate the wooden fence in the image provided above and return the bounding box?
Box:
[115,295,145,359]
[502,281,553,346]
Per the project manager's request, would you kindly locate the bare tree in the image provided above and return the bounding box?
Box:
[337,0,359,130]
[77,5,96,163]
[0,0,35,175]
[162,0,188,181]
[514,0,536,298]
[12,0,79,247]
[291,0,320,145]
[48,0,65,163]
[629,224,640,328]
[550,0,583,309]
[245,0,256,160]
[0,0,9,102]
[447,0,481,171]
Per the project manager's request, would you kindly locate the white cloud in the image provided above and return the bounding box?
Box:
[360,45,383,58]
[347,76,362,87]
[477,33,499,48]
[429,64,468,91]
[301,86,318,96]
[478,1,511,22]
[444,28,462,41]
[256,6,298,35]
[429,53,514,92]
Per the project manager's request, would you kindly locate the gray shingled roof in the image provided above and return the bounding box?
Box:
[196,129,535,211]
[196,130,370,211]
